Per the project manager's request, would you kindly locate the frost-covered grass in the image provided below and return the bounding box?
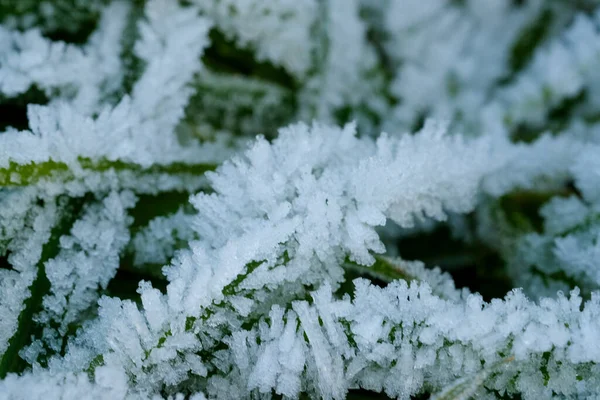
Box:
[1,0,600,399]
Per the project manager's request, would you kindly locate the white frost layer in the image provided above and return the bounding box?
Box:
[22,192,136,364]
[0,366,129,400]
[0,193,57,356]
[499,9,600,128]
[385,0,543,131]
[47,121,496,396]
[191,0,318,77]
[0,1,130,114]
[0,0,226,171]
[46,279,600,400]
[131,209,196,267]
[170,120,492,315]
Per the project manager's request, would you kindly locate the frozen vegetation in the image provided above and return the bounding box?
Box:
[1,0,600,398]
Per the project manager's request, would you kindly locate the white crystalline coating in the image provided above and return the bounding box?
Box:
[0,0,230,173]
[504,195,600,297]
[191,120,490,270]
[301,280,600,399]
[298,0,385,126]
[0,194,58,356]
[3,1,600,399]
[191,0,318,77]
[0,100,214,169]
[499,9,600,128]
[84,1,131,103]
[429,360,494,400]
[5,113,600,398]
[481,133,600,297]
[155,120,492,319]
[0,1,130,114]
[139,282,168,333]
[40,120,495,396]
[481,133,583,197]
[62,279,600,399]
[539,196,591,236]
[52,291,205,393]
[293,300,346,400]
[0,366,129,400]
[553,229,600,286]
[131,209,196,267]
[351,121,489,230]
[572,143,600,204]
[375,257,466,301]
[0,188,40,247]
[24,191,136,362]
[384,0,543,131]
[132,0,211,135]
[0,27,88,96]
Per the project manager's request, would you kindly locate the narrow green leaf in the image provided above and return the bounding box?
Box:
[343,255,413,284]
[0,197,86,376]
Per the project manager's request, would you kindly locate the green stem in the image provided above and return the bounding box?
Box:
[0,157,217,187]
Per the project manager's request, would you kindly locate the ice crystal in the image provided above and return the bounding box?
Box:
[1,1,600,399]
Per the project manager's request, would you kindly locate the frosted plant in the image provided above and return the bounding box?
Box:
[191,0,317,77]
[1,0,600,399]
[498,8,600,133]
[296,0,389,130]
[0,1,129,114]
[0,189,59,359]
[383,0,546,132]
[26,122,493,398]
[20,191,136,367]
[181,70,295,139]
[0,0,226,386]
[0,0,228,194]
[183,0,389,138]
[477,138,600,299]
[129,208,197,268]
[382,0,600,139]
[0,1,109,38]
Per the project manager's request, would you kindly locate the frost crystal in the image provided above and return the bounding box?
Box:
[1,1,600,399]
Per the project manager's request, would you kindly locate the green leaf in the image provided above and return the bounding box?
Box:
[343,255,414,285]
[509,8,554,74]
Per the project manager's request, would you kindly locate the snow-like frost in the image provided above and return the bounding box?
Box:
[499,9,600,128]
[384,0,544,131]
[191,0,318,77]
[31,120,496,397]
[0,1,130,114]
[0,0,230,184]
[130,209,196,267]
[21,192,136,365]
[0,366,129,400]
[2,1,600,399]
[0,193,58,356]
